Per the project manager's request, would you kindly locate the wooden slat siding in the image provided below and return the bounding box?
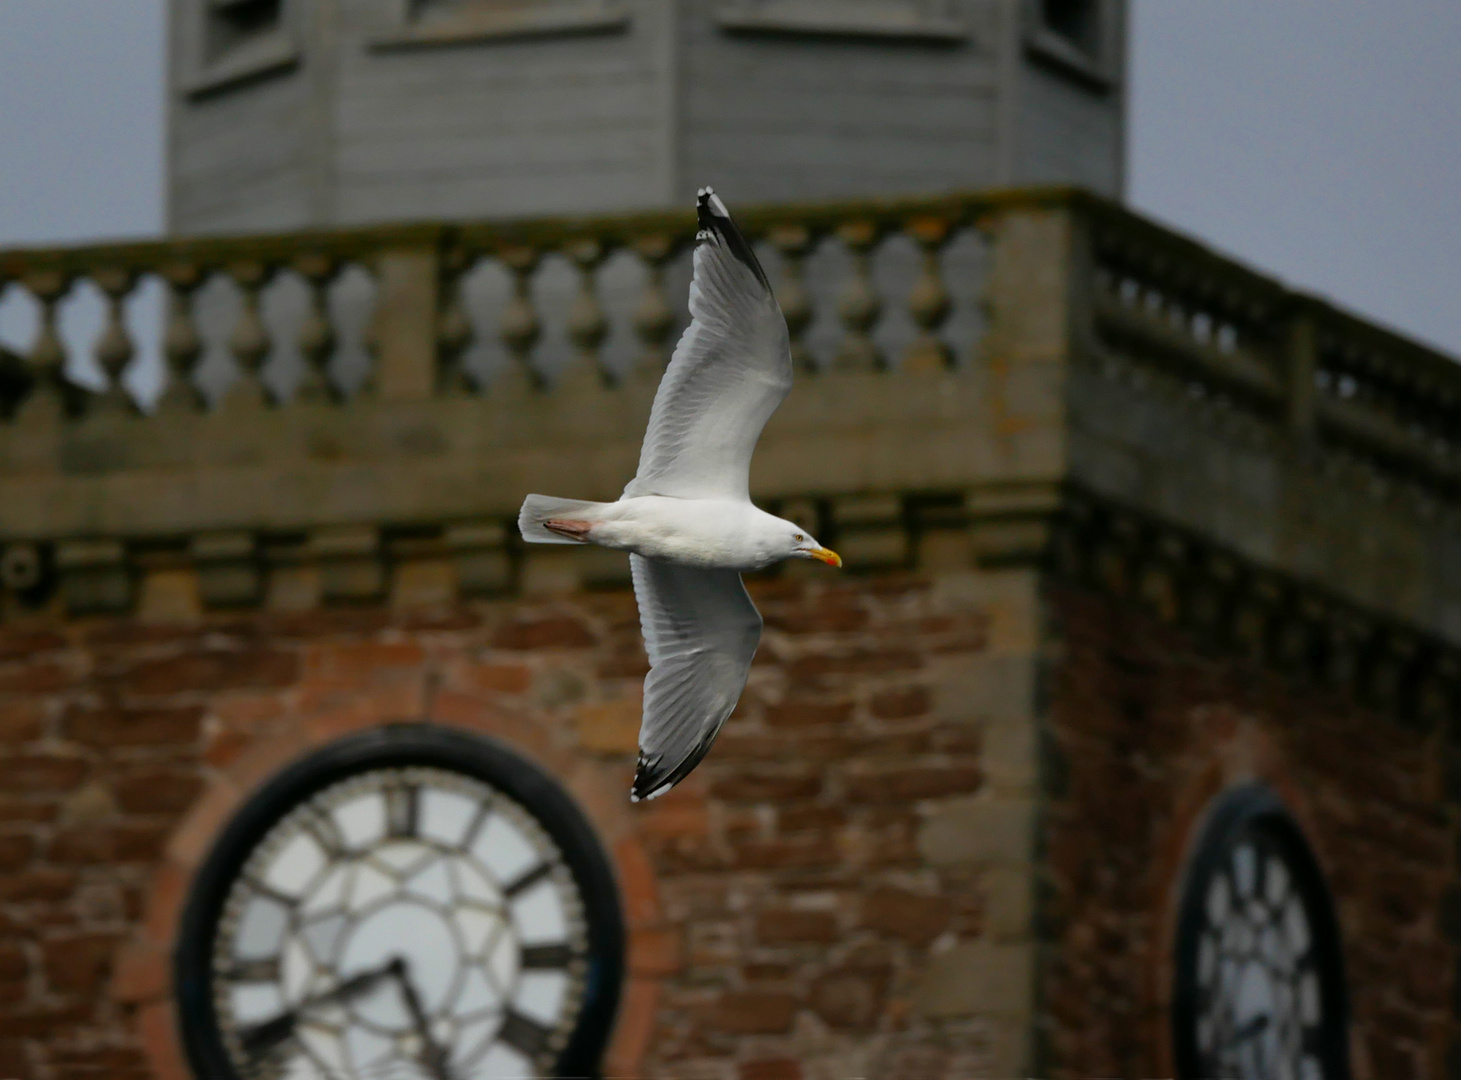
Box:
[170,69,315,235]
[165,0,1128,231]
[326,0,666,223]
[676,1,1005,204]
[340,167,664,223]
[338,82,662,140]
[1014,61,1123,196]
[338,126,662,176]
[688,87,1002,137]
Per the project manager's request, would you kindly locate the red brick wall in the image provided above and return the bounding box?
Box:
[1041,586,1456,1080]
[0,571,991,1080]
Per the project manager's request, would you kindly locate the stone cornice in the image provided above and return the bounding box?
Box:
[1048,487,1458,737]
[5,479,1456,743]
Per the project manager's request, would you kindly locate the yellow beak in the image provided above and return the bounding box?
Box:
[809,547,842,568]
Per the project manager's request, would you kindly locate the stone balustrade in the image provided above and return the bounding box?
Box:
[1,188,1459,633]
[0,195,999,417]
[1084,200,1461,491]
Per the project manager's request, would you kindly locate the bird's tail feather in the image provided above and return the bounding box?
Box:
[517,494,609,544]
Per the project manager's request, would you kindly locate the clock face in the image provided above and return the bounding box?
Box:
[176,726,624,1080]
[1173,785,1349,1080]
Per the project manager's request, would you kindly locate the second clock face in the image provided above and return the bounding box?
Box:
[1173,785,1349,1080]
[177,728,623,1080]
[1189,827,1325,1078]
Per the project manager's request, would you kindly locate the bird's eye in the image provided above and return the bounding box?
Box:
[794,533,804,543]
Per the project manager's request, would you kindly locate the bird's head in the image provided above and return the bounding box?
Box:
[785,524,841,568]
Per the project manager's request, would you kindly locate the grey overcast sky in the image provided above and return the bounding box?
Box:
[0,2,1457,356]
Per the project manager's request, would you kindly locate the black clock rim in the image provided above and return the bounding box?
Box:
[174,722,626,1080]
[1171,781,1350,1080]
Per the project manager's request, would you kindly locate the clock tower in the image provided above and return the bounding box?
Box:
[166,0,1125,233]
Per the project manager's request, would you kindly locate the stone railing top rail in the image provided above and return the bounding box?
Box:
[0,186,1069,270]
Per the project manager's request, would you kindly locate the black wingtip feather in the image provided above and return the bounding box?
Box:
[630,737,714,803]
[694,186,772,292]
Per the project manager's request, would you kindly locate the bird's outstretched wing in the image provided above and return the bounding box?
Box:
[623,188,792,502]
[630,553,761,801]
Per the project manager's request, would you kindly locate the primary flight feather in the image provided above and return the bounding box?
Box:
[519,189,841,802]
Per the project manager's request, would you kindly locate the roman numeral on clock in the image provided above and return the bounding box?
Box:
[520,944,573,969]
[385,782,418,838]
[226,957,281,983]
[498,1009,550,1058]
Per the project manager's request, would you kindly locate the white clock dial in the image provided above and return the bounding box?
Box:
[1174,786,1348,1080]
[210,766,591,1080]
[1193,836,1323,1079]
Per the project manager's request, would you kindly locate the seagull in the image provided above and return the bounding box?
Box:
[518,188,842,802]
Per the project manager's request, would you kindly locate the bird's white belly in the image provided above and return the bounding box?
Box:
[589,496,774,571]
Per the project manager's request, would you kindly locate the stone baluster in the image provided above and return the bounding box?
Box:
[436,247,475,395]
[498,246,543,386]
[225,261,272,407]
[902,216,954,372]
[92,266,138,412]
[565,239,610,381]
[630,234,676,375]
[19,269,72,420]
[358,269,382,398]
[770,224,816,371]
[971,214,999,363]
[159,262,205,411]
[294,253,339,402]
[834,220,883,370]
[1286,303,1318,444]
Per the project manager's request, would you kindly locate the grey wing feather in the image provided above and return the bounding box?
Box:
[630,553,762,801]
[624,189,792,501]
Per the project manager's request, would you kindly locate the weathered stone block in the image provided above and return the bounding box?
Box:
[837,528,909,570]
[763,697,853,728]
[516,548,579,596]
[845,765,981,803]
[809,963,890,1029]
[712,769,823,803]
[493,615,596,651]
[754,910,839,945]
[731,837,840,871]
[739,1059,802,1080]
[312,525,385,603]
[704,991,800,1035]
[909,940,1034,1019]
[861,887,953,946]
[0,755,87,794]
[192,531,261,608]
[918,795,1034,866]
[63,705,203,748]
[981,865,1033,941]
[113,770,206,815]
[138,568,202,624]
[117,650,298,696]
[931,658,994,725]
[446,521,512,595]
[931,568,1042,655]
[574,699,641,755]
[391,558,455,609]
[41,933,121,996]
[56,539,132,615]
[0,833,37,874]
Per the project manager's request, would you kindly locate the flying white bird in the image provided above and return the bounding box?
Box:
[518,188,842,801]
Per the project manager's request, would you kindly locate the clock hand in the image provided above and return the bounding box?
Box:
[388,957,453,1080]
[239,958,400,1058]
[1225,1012,1270,1047]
